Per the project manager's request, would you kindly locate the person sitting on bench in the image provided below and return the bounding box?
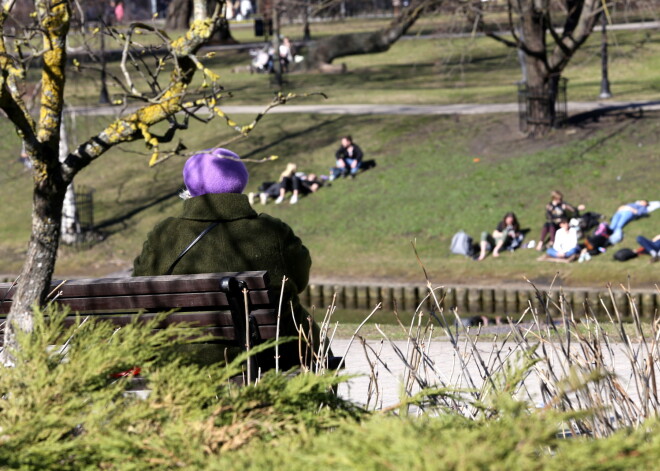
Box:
[133,148,326,371]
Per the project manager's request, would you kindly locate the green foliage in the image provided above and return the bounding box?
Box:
[212,400,660,471]
[2,306,660,469]
[0,306,360,469]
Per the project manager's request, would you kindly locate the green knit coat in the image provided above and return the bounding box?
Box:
[133,192,318,369]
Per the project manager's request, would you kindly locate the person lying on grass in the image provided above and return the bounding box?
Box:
[636,234,660,263]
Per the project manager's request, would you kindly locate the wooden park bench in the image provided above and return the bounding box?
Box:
[0,271,288,381]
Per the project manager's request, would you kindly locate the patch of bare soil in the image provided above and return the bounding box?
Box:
[468,109,660,162]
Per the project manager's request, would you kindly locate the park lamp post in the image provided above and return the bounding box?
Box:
[599,11,612,99]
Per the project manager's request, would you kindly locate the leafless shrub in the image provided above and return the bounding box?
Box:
[341,272,659,436]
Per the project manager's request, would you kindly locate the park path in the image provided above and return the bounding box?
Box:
[332,337,645,409]
[68,100,660,118]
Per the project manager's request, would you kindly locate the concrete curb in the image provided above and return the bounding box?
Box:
[303,282,659,318]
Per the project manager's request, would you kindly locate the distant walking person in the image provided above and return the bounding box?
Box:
[112,0,124,23]
[330,135,364,180]
[609,200,649,244]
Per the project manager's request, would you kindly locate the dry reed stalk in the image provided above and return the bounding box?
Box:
[339,271,660,436]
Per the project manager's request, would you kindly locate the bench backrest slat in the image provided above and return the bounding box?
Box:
[0,272,304,375]
[0,271,268,299]
[0,272,273,315]
[0,310,279,344]
[58,309,278,329]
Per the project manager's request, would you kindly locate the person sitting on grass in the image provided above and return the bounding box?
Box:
[544,217,579,261]
[250,168,326,206]
[250,163,300,205]
[636,234,660,263]
[330,135,364,180]
[536,190,581,251]
[477,212,522,261]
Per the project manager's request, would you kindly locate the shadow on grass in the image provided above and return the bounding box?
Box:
[567,100,660,127]
[241,115,344,160]
[95,188,180,234]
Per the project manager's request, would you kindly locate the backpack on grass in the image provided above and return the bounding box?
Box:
[450,230,475,257]
[613,248,637,262]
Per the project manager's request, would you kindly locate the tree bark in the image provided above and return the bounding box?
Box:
[166,0,192,29]
[520,1,554,136]
[167,0,235,43]
[4,178,66,351]
[59,121,81,245]
[214,17,237,44]
[303,0,434,71]
[475,0,602,136]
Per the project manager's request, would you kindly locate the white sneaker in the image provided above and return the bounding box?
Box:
[275,195,284,204]
[248,192,255,205]
[290,194,298,205]
[259,193,268,205]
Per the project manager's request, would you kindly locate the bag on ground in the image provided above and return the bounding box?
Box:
[613,248,637,262]
[450,230,474,257]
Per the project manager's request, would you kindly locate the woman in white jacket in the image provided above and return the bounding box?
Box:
[546,217,579,260]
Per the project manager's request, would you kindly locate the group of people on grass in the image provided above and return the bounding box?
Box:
[475,190,658,263]
[249,163,325,206]
[249,135,372,205]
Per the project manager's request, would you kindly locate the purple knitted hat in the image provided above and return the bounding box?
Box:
[183,148,249,197]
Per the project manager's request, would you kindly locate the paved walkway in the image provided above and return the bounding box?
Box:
[68,99,660,118]
[333,337,647,410]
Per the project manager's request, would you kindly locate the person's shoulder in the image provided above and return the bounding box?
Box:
[148,216,178,232]
[255,212,294,230]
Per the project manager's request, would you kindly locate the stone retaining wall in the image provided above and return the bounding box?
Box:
[302,283,659,318]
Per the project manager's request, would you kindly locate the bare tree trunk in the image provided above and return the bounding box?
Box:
[60,120,80,245]
[166,0,192,29]
[474,0,602,137]
[302,0,311,41]
[3,176,65,360]
[1,0,226,362]
[303,0,432,71]
[272,1,283,88]
[214,17,237,44]
[521,3,554,136]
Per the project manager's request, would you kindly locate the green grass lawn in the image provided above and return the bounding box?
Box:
[2,22,659,288]
[64,27,660,107]
[1,110,658,288]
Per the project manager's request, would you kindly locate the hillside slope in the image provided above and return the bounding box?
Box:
[1,111,658,288]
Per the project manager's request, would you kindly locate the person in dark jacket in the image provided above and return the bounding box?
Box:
[133,148,324,371]
[330,135,364,180]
